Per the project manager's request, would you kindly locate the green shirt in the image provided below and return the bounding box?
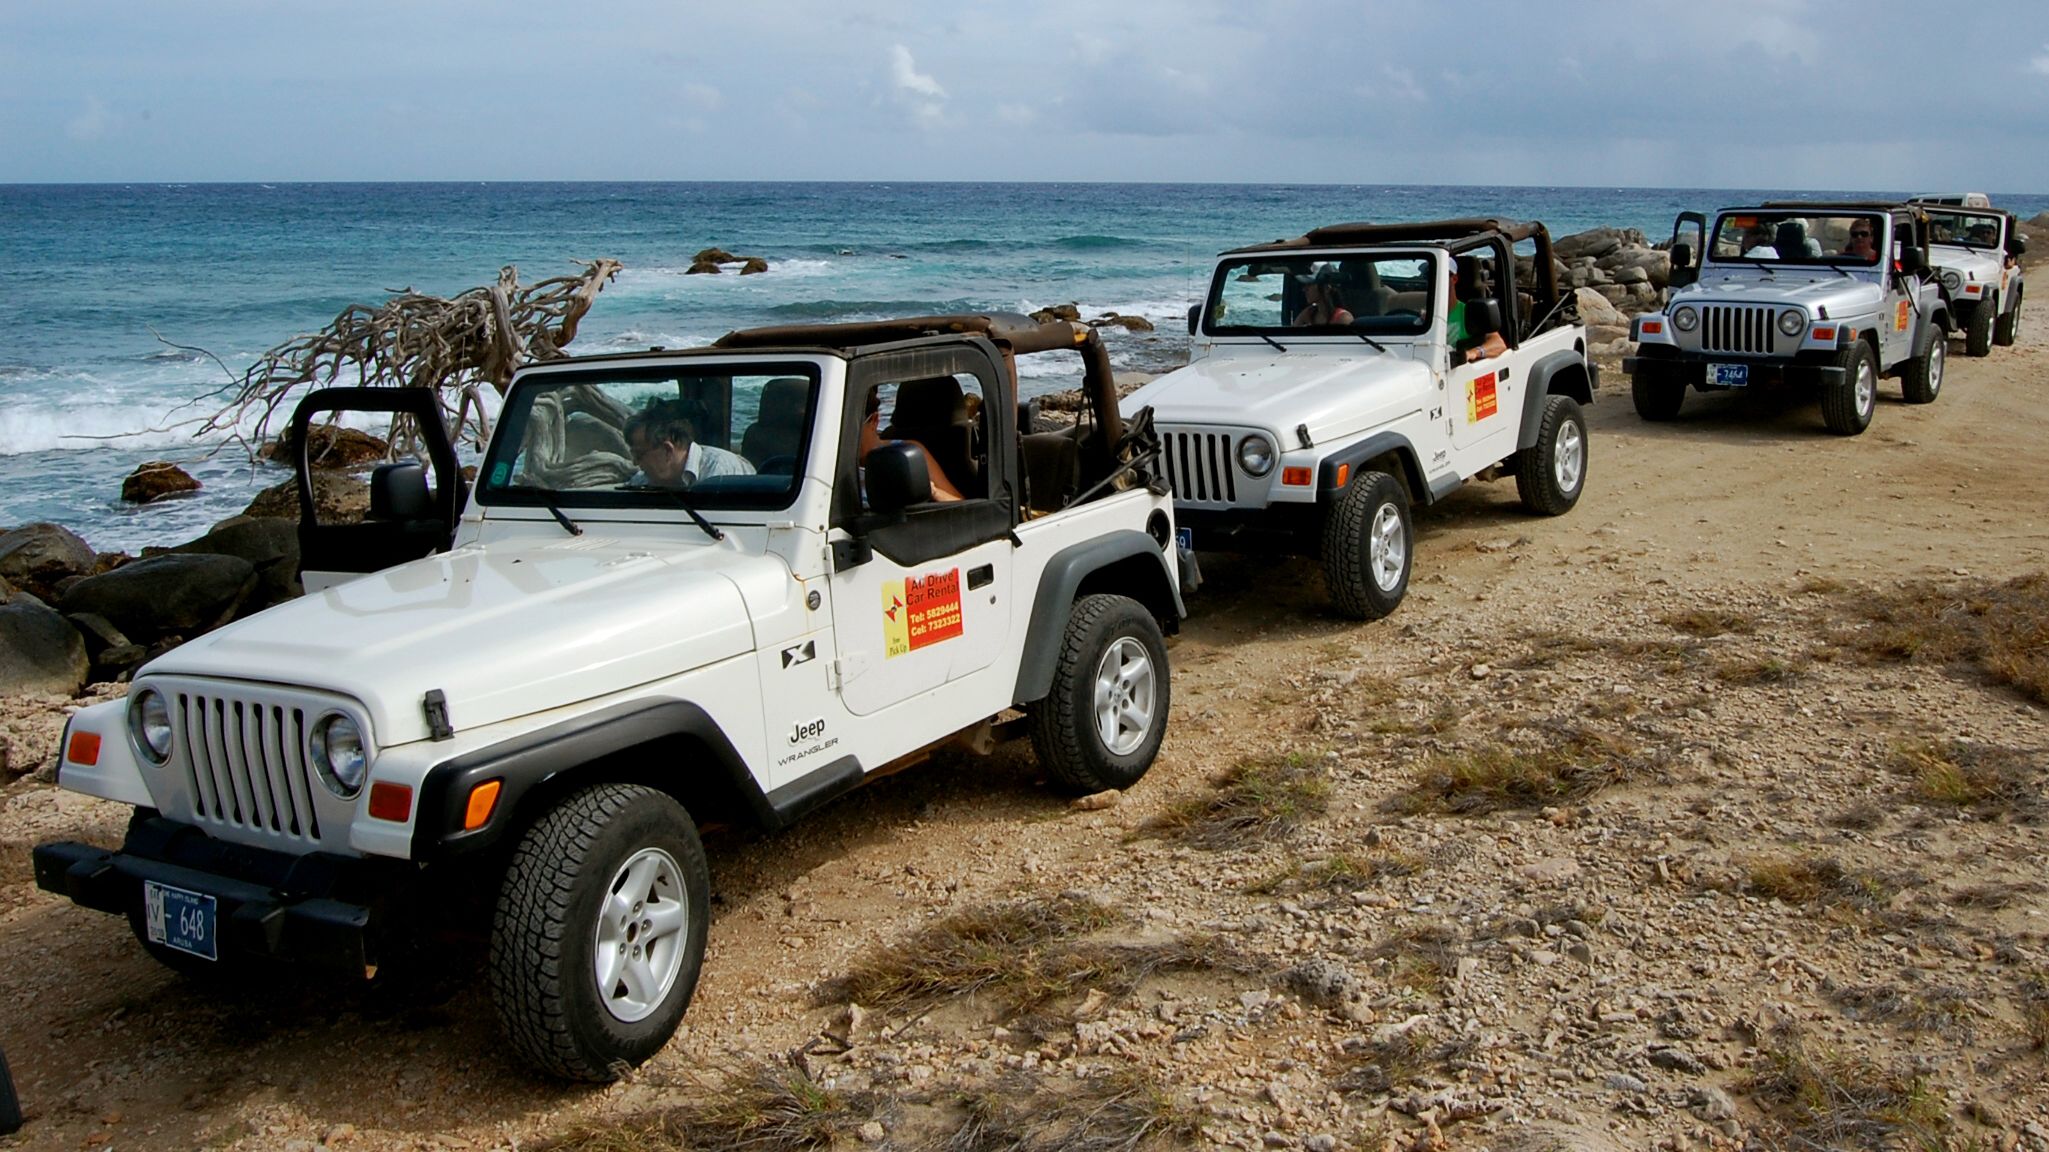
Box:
[1446,299,1468,347]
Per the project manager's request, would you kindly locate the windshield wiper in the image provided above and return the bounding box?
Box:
[1258,333,1288,353]
[506,486,581,536]
[1351,331,1388,352]
[624,483,726,542]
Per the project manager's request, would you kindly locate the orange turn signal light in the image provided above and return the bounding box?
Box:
[368,781,414,823]
[464,780,504,830]
[1811,326,1836,342]
[1281,466,1313,487]
[1333,463,1350,488]
[67,730,101,766]
[1638,320,1663,335]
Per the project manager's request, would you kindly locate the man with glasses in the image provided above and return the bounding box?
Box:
[1842,220,1881,262]
[624,397,755,489]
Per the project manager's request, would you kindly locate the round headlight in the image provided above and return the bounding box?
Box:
[1777,309,1807,338]
[1236,434,1276,477]
[128,689,173,764]
[1671,306,1699,333]
[1940,270,1962,291]
[309,713,368,798]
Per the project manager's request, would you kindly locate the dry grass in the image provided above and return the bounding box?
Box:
[540,1059,869,1152]
[1371,924,1465,995]
[1505,630,1705,672]
[1742,1027,1948,1150]
[939,1068,1201,1152]
[1889,739,2042,821]
[1714,654,1807,686]
[819,895,1249,1018]
[1662,608,1758,637]
[1828,801,1887,831]
[1850,573,2049,704]
[1245,850,1425,897]
[1741,856,1898,910]
[1141,753,1329,849]
[1829,981,1981,1040]
[1388,724,1661,816]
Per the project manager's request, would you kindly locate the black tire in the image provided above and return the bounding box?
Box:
[0,1043,20,1137]
[1515,394,1588,516]
[1995,286,2022,347]
[1821,342,1877,436]
[1965,301,1994,356]
[1630,366,1686,422]
[1028,593,1170,795]
[1319,470,1412,621]
[491,783,709,1082]
[1899,329,1945,404]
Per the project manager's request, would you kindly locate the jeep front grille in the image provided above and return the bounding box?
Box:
[176,692,324,841]
[1698,305,1785,356]
[1162,431,1238,504]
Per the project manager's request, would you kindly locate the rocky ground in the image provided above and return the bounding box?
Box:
[5,237,2049,1152]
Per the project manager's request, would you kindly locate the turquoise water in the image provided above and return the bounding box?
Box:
[6,181,2045,551]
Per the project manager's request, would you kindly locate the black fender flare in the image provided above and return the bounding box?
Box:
[1316,430,1429,505]
[1012,531,1182,707]
[1518,351,1595,452]
[410,699,792,858]
[1914,306,1952,357]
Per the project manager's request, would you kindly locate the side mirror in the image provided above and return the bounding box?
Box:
[865,442,932,516]
[369,462,432,520]
[1671,242,1694,270]
[1186,304,1201,336]
[1898,246,1927,275]
[2009,234,2028,258]
[1469,299,1505,337]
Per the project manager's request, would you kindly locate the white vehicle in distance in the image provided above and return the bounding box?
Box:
[1628,201,1953,435]
[1123,218,1596,620]
[35,314,1186,1081]
[1909,197,2026,356]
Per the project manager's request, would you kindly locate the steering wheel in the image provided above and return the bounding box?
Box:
[756,455,798,475]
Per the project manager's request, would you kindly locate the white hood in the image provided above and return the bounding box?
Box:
[1929,244,2003,282]
[1676,268,1882,317]
[1125,350,1434,446]
[143,536,770,746]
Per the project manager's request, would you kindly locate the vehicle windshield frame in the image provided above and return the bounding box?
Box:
[476,358,824,513]
[1707,210,1888,269]
[1201,248,1439,339]
[1921,208,2006,251]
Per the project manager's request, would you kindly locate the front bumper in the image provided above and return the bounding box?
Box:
[1623,354,1845,388]
[33,815,404,974]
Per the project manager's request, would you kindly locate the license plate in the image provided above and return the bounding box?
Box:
[143,880,218,962]
[1711,364,1750,387]
[1175,527,1192,552]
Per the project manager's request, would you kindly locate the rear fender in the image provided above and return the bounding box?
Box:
[1013,531,1181,707]
[1518,351,1594,452]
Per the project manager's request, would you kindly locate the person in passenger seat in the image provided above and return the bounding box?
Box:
[1446,258,1509,365]
[624,398,754,489]
[859,386,963,503]
[1291,265,1355,327]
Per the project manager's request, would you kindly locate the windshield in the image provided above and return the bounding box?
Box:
[1923,209,2003,250]
[479,362,820,510]
[1710,212,1885,266]
[1205,253,1434,336]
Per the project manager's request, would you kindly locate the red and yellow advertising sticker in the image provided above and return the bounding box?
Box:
[1894,300,1910,332]
[1466,371,1498,423]
[883,568,965,658]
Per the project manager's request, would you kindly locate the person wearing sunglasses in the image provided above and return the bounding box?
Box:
[624,397,755,489]
[1842,221,1880,263]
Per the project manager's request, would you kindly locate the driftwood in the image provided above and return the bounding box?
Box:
[193,259,620,455]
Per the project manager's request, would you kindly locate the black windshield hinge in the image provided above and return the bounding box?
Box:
[423,689,454,742]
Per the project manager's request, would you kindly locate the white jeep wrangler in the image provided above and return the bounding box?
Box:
[1122,218,1596,620]
[1628,201,1954,434]
[1908,197,2026,356]
[35,314,1185,1080]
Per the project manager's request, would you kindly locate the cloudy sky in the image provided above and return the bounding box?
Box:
[4,0,2048,190]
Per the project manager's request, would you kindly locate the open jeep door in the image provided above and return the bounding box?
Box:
[1667,212,1707,293]
[289,387,467,593]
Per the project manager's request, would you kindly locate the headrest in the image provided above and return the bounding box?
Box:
[890,376,968,425]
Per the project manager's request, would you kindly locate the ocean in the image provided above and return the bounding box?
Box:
[6,181,2045,553]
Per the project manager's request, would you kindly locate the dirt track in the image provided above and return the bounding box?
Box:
[4,311,2049,1152]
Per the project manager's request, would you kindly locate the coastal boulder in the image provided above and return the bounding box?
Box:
[1031,303,1083,323]
[1555,227,1649,263]
[693,247,739,266]
[60,554,258,642]
[1574,288,1628,329]
[686,259,722,275]
[242,473,370,524]
[0,523,98,599]
[167,516,301,607]
[0,598,89,698]
[265,425,389,470]
[739,257,769,275]
[121,461,201,504]
[1093,313,1156,333]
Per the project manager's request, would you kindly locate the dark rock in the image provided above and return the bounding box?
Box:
[121,462,201,504]
[0,599,89,697]
[0,523,98,599]
[1031,303,1083,323]
[739,257,769,275]
[166,516,301,606]
[242,473,369,524]
[693,247,738,266]
[66,612,147,679]
[60,554,258,641]
[1649,1046,1705,1074]
[265,425,389,471]
[685,259,723,275]
[1095,313,1156,333]
[1555,227,1649,263]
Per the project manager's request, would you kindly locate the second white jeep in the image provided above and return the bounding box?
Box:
[1909,197,2027,356]
[1123,218,1597,620]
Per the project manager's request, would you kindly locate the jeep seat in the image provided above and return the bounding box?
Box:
[1773,220,1820,259]
[741,376,808,471]
[1342,262,1396,317]
[883,375,983,498]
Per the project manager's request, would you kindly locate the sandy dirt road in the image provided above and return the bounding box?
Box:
[2,310,2047,1152]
